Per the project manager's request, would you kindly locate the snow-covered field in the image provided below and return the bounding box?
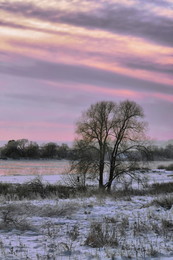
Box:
[0,160,69,177]
[0,160,173,259]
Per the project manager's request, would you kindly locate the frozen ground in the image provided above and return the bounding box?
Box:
[0,163,173,259]
[0,160,69,176]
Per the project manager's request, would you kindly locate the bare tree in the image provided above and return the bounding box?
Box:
[75,101,115,188]
[72,100,148,190]
[106,100,147,190]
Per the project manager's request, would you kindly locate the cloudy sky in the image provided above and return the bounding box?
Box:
[0,0,173,144]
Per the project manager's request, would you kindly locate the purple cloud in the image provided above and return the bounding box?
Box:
[0,57,172,96]
[1,1,173,46]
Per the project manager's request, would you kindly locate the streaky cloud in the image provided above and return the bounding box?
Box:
[0,1,173,46]
[121,58,173,75]
[0,57,173,96]
[0,19,67,36]
[9,40,173,76]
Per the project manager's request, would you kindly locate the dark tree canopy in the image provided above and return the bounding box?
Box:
[0,140,71,160]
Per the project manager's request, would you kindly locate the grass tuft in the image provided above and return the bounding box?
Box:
[152,195,173,210]
[85,221,119,248]
[157,163,173,171]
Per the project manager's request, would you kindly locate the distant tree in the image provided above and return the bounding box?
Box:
[72,100,148,190]
[148,144,173,160]
[165,144,173,159]
[1,140,20,159]
[26,142,40,159]
[41,142,57,158]
[17,139,29,157]
[57,143,69,159]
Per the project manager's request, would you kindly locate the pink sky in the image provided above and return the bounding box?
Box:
[0,0,173,144]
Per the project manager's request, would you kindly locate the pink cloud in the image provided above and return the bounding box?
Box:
[153,92,173,103]
[0,120,74,142]
[45,80,144,100]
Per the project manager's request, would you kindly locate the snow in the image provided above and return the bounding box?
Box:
[0,174,64,184]
[0,160,173,259]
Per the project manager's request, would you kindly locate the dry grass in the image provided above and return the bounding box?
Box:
[152,195,173,210]
[85,221,119,248]
[158,163,173,171]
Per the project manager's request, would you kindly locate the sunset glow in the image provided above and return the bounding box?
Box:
[0,0,173,143]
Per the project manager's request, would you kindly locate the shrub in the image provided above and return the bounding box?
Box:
[157,164,173,171]
[166,164,173,171]
[152,195,173,210]
[0,204,33,231]
[0,180,80,200]
[150,182,173,194]
[157,165,166,170]
[162,219,173,230]
[85,221,118,248]
[39,202,77,217]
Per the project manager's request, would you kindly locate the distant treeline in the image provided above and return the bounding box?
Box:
[0,139,74,160]
[149,144,173,160]
[0,139,173,161]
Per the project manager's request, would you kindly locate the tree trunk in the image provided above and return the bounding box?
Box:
[99,160,104,189]
[98,145,105,189]
[107,170,113,191]
[107,157,115,191]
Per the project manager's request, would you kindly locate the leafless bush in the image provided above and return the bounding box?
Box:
[42,221,60,239]
[0,203,32,231]
[38,202,78,217]
[150,182,173,195]
[67,224,80,241]
[152,195,173,210]
[157,165,166,170]
[162,219,173,230]
[133,219,149,236]
[158,164,173,171]
[63,172,87,192]
[161,219,173,238]
[166,164,173,171]
[85,221,118,248]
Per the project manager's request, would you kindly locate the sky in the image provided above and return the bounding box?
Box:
[0,0,173,145]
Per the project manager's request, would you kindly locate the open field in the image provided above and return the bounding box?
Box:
[0,159,173,179]
[0,161,173,259]
[0,160,69,176]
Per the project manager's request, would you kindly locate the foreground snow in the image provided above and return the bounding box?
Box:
[0,167,173,259]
